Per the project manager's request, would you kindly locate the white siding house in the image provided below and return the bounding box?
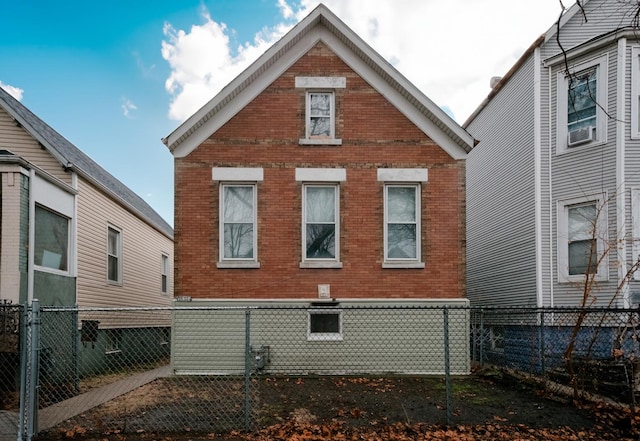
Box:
[465,0,640,308]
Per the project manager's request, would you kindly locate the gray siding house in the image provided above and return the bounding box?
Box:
[465,0,640,309]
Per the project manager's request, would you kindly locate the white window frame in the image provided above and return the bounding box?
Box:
[161,253,169,294]
[632,46,640,139]
[219,183,258,266]
[296,168,346,269]
[556,54,608,154]
[378,169,428,269]
[296,76,345,146]
[107,225,123,285]
[213,168,263,269]
[302,184,341,267]
[307,308,343,341]
[557,194,608,283]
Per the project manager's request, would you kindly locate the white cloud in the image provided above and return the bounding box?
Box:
[162,0,565,124]
[121,98,138,117]
[0,81,24,101]
[161,8,293,122]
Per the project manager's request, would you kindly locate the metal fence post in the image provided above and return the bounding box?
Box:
[18,300,41,441]
[244,308,251,431]
[443,307,451,426]
[540,310,546,375]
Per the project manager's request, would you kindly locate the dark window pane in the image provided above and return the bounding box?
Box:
[310,313,340,334]
[34,206,69,271]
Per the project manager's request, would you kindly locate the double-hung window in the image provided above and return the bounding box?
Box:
[296,168,345,268]
[107,225,122,284]
[556,55,607,152]
[213,167,263,268]
[296,76,345,145]
[557,195,607,282]
[161,254,169,294]
[378,169,427,268]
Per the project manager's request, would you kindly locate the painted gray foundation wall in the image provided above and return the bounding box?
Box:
[171,299,470,376]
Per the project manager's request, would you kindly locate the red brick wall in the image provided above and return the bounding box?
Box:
[174,42,466,300]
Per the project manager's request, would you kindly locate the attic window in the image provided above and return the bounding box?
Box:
[296,77,345,146]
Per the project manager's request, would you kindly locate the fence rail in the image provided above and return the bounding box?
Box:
[2,302,640,440]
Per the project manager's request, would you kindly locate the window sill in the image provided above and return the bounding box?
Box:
[105,349,122,355]
[217,261,261,269]
[300,261,343,269]
[299,138,342,146]
[382,262,425,269]
[557,139,605,155]
[307,334,343,342]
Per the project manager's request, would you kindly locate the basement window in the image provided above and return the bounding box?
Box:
[308,309,342,341]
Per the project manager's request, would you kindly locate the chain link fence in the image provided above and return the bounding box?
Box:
[0,302,22,441]
[7,303,640,440]
[470,307,640,405]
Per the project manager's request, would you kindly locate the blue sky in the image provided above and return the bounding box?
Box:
[0,0,564,227]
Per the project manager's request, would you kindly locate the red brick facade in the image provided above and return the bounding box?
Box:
[174,42,466,300]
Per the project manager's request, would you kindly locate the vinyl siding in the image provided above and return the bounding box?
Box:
[0,108,71,184]
[466,54,538,307]
[171,299,470,375]
[76,177,173,309]
[548,44,619,307]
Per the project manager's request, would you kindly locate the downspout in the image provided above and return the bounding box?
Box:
[534,46,544,308]
[27,168,35,304]
[616,38,629,308]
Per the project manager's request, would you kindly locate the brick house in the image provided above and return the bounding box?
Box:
[164,4,474,375]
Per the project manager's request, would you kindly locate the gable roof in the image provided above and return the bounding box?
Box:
[163,3,474,160]
[0,86,173,239]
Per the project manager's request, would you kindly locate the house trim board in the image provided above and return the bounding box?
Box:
[534,46,544,308]
[616,38,629,307]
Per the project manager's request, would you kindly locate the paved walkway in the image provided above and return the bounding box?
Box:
[0,365,171,440]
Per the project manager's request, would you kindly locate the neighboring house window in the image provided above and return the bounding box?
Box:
[556,55,607,152]
[378,169,428,268]
[105,329,122,354]
[34,205,69,273]
[107,226,122,284]
[308,309,343,341]
[213,167,264,268]
[161,254,169,294]
[296,168,346,268]
[296,76,345,145]
[632,46,640,139]
[557,196,608,282]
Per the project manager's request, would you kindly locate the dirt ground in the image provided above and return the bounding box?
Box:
[34,368,639,441]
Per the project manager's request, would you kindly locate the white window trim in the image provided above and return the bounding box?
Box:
[307,308,343,341]
[557,194,608,283]
[107,225,123,285]
[296,76,345,146]
[556,54,608,154]
[217,183,260,268]
[213,168,263,269]
[296,168,345,269]
[632,46,640,139]
[301,184,342,268]
[378,169,427,269]
[161,253,169,294]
